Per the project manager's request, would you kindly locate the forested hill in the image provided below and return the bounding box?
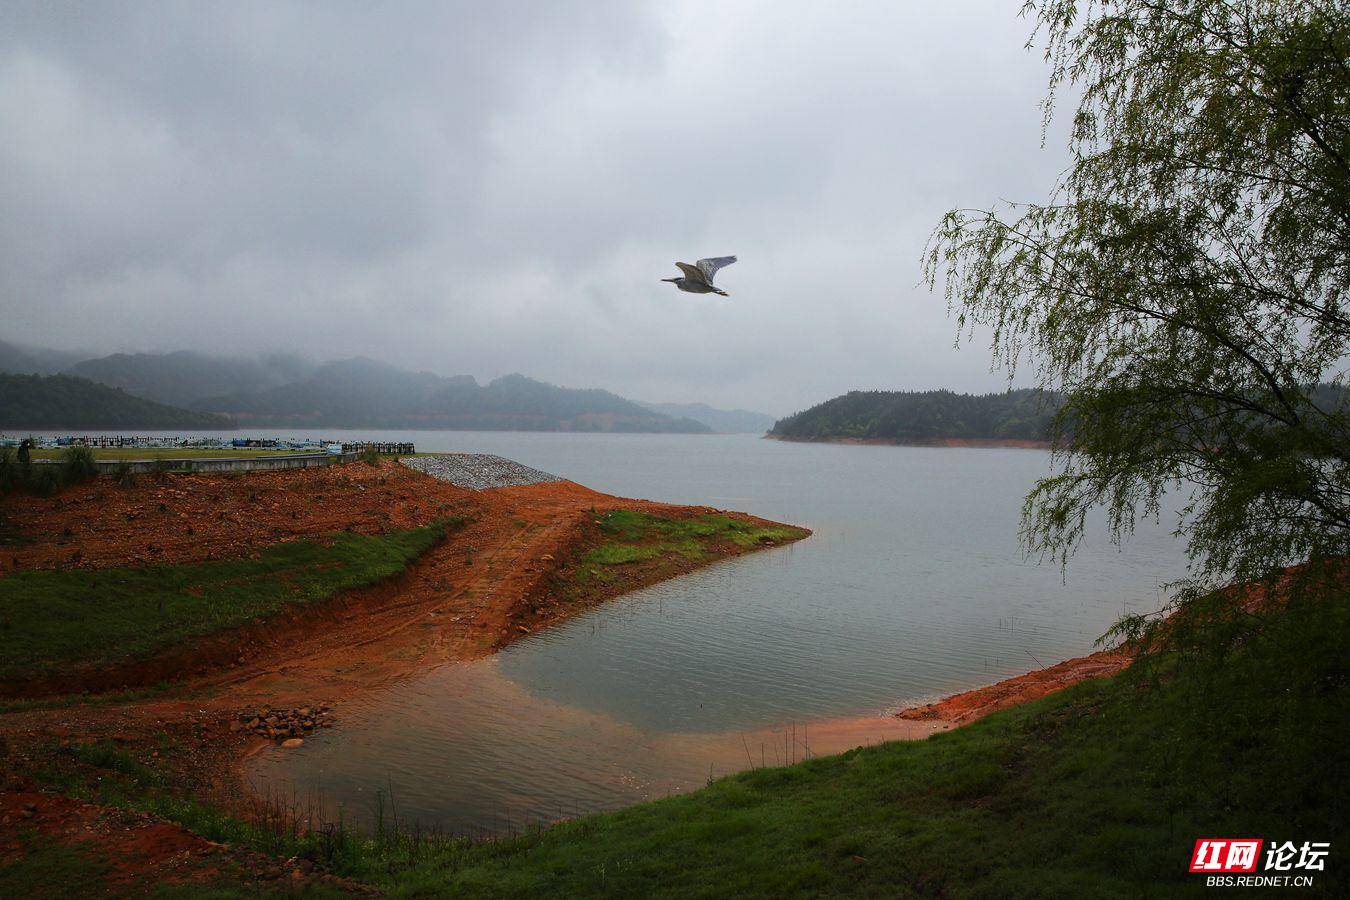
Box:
[769,389,1060,444]
[0,374,235,430]
[195,360,712,433]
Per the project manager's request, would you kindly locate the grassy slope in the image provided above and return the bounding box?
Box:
[0,521,456,680]
[5,580,1344,896]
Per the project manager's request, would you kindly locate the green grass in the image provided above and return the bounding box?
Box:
[0,763,334,898]
[0,683,174,715]
[0,835,111,900]
[583,541,687,566]
[0,520,461,680]
[20,585,1347,896]
[578,509,806,579]
[28,734,487,890]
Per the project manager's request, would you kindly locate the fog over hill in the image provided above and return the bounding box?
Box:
[0,3,1069,413]
[0,340,726,433]
[193,358,712,432]
[637,401,775,434]
[67,351,314,409]
[0,339,89,377]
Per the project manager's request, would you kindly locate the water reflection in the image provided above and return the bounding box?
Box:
[225,433,1181,833]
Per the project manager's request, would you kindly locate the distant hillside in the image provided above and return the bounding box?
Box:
[2,339,725,434]
[195,359,712,433]
[770,389,1060,445]
[0,374,235,430]
[67,351,312,408]
[773,385,1350,446]
[0,339,88,376]
[638,401,776,434]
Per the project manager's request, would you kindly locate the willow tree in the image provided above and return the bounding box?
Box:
[926,1,1349,611]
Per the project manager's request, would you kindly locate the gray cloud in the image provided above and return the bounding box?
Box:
[0,1,1069,415]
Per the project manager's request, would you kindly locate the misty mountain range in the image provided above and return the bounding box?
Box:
[635,402,775,435]
[0,340,773,433]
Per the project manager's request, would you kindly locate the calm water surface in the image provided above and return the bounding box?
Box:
[109,430,1184,832]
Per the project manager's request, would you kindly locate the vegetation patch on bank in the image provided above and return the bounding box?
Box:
[577,509,806,582]
[0,519,461,682]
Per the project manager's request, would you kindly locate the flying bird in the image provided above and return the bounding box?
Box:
[662,256,737,296]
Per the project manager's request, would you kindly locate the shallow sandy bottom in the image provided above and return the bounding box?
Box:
[248,651,942,833]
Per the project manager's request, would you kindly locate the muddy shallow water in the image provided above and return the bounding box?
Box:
[129,431,1183,833]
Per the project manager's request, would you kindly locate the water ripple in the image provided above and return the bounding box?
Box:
[248,433,1184,834]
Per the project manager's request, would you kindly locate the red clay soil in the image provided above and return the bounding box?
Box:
[0,460,478,573]
[2,782,224,886]
[895,648,1134,725]
[0,460,807,704]
[168,477,807,710]
[0,778,372,894]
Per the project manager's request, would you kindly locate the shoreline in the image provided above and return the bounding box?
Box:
[0,456,1135,887]
[764,433,1054,449]
[0,460,809,701]
[715,645,1133,765]
[0,458,813,822]
[893,646,1132,725]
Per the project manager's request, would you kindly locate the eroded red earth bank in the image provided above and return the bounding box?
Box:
[0,458,1131,892]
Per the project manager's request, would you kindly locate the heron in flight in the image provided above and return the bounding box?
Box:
[662,256,736,296]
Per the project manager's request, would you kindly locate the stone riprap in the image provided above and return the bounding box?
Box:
[401,454,562,490]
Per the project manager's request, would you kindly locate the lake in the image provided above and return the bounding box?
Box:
[96,430,1187,833]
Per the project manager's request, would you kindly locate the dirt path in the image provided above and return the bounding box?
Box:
[182,481,616,706]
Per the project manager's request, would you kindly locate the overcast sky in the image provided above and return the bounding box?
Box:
[0,1,1070,416]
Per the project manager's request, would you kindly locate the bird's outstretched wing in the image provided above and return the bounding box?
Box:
[696,256,737,284]
[675,262,705,283]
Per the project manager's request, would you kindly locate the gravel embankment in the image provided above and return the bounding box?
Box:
[400,454,562,490]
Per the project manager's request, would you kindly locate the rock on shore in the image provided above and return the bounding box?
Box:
[401,454,561,490]
[232,705,333,741]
